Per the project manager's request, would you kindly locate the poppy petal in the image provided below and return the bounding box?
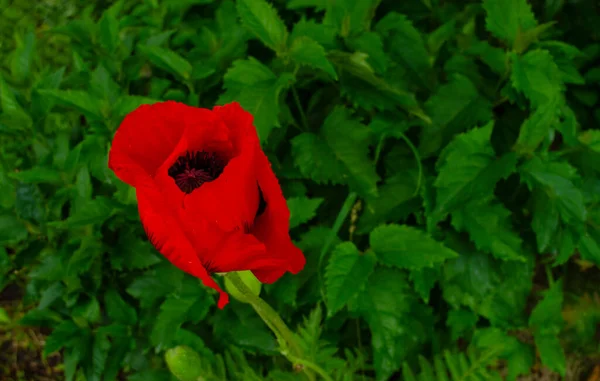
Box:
[109,102,190,187]
[136,182,229,308]
[250,150,306,283]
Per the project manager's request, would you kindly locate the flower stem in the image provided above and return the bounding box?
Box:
[224,272,317,380]
[292,85,309,131]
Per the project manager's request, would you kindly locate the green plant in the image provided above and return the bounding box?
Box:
[1,0,599,380]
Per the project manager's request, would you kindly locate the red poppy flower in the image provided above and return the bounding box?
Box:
[108,101,305,308]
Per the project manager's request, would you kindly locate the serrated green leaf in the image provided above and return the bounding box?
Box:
[511,49,564,108]
[358,172,419,233]
[104,289,137,325]
[44,320,80,356]
[346,31,388,73]
[289,37,337,79]
[420,74,493,156]
[98,6,120,53]
[529,281,565,376]
[290,18,336,49]
[370,224,458,270]
[151,294,199,350]
[521,157,585,227]
[219,58,293,141]
[287,196,324,229]
[515,97,562,154]
[434,123,517,220]
[139,45,193,81]
[446,309,478,341]
[57,196,119,228]
[483,0,537,46]
[325,242,376,316]
[451,200,524,262]
[358,268,431,381]
[376,12,434,90]
[291,106,379,197]
[237,0,288,52]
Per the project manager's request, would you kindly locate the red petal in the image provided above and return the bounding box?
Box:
[136,181,229,308]
[252,147,306,283]
[182,155,259,233]
[109,102,187,186]
[109,101,232,188]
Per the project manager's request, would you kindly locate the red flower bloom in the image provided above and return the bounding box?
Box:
[108,101,305,308]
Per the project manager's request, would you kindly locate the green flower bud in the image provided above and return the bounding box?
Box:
[224,270,262,303]
[165,346,205,381]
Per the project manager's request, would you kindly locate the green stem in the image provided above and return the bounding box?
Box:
[292,85,309,131]
[545,264,555,287]
[224,273,316,381]
[397,131,423,196]
[285,353,334,381]
[317,192,358,301]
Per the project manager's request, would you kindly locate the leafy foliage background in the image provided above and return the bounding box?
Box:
[1,0,600,380]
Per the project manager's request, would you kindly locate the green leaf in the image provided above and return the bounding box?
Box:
[358,172,420,233]
[37,89,103,120]
[346,32,388,73]
[151,294,198,350]
[446,309,478,341]
[511,49,564,108]
[370,224,458,270]
[10,29,36,82]
[521,157,585,227]
[290,18,336,49]
[578,130,600,152]
[376,12,434,89]
[358,268,431,381]
[291,106,380,197]
[483,0,537,46]
[287,196,324,229]
[451,200,524,262]
[514,97,562,154]
[0,75,22,113]
[138,45,193,81]
[9,167,62,184]
[219,58,293,141]
[529,281,565,376]
[473,328,534,381]
[442,235,533,326]
[237,0,288,52]
[57,197,119,228]
[104,289,137,325]
[0,215,28,245]
[98,5,120,53]
[0,307,10,324]
[534,335,565,376]
[325,242,376,316]
[420,74,493,156]
[434,122,517,220]
[44,320,81,356]
[289,37,337,79]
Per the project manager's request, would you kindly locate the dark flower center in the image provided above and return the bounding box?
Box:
[168,151,225,194]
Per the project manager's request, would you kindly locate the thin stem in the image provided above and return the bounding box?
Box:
[224,273,316,381]
[545,264,555,287]
[397,131,423,196]
[285,353,334,381]
[317,192,358,300]
[292,86,309,131]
